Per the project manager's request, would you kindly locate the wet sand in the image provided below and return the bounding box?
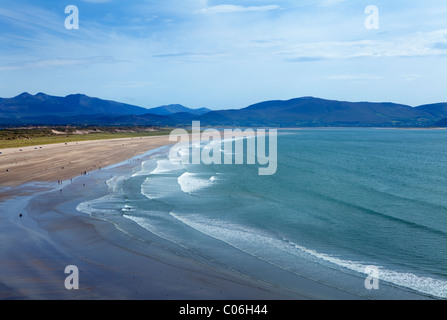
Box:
[0,137,311,299]
[0,144,317,300]
[0,135,430,300]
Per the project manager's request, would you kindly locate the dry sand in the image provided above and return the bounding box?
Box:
[0,135,171,188]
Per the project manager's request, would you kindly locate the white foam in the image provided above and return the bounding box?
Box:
[123,214,167,240]
[121,204,135,212]
[141,176,180,199]
[179,148,189,158]
[169,212,447,298]
[177,172,215,193]
[106,175,127,192]
[150,158,184,175]
[76,195,123,217]
[132,160,157,177]
[169,211,300,264]
[283,238,446,298]
[123,213,189,249]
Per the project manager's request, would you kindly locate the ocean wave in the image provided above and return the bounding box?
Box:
[131,160,158,177]
[169,212,447,298]
[105,175,127,193]
[123,213,176,244]
[177,172,216,193]
[280,237,447,299]
[141,176,180,199]
[150,158,184,175]
[76,195,123,217]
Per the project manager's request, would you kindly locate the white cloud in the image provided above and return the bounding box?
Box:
[198,4,279,14]
[281,29,447,61]
[0,6,62,34]
[2,0,447,107]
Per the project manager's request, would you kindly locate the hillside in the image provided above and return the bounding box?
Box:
[0,92,150,119]
[1,93,447,127]
[198,97,437,127]
[146,104,210,116]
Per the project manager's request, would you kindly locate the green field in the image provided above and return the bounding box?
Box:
[0,127,173,149]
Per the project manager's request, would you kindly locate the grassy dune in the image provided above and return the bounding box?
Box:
[0,127,173,149]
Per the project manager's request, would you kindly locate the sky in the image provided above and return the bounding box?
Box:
[1,0,447,110]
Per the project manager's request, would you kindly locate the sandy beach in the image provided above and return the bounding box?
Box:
[0,135,173,189]
[0,176,306,299]
[0,135,427,300]
[0,135,316,300]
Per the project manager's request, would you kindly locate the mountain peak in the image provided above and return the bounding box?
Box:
[16,92,32,98]
[66,93,88,98]
[297,96,317,100]
[0,92,150,120]
[35,92,51,99]
[146,104,210,116]
[1,92,445,127]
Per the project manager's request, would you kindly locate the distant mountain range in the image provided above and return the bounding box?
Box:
[0,92,149,118]
[1,92,447,127]
[200,97,447,127]
[0,92,209,126]
[146,104,210,116]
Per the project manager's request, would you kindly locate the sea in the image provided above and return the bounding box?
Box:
[76,128,447,299]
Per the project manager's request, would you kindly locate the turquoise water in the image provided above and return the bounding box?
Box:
[77,129,447,299]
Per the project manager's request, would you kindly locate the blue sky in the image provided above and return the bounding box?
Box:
[1,0,447,109]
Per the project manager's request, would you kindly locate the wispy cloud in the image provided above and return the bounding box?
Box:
[79,0,110,3]
[151,51,225,59]
[197,4,280,14]
[0,56,115,71]
[318,0,348,7]
[152,52,204,58]
[103,81,157,88]
[0,6,63,34]
[401,74,422,82]
[2,0,447,108]
[327,74,383,80]
[281,29,447,61]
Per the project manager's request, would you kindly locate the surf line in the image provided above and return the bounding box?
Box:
[169,121,277,175]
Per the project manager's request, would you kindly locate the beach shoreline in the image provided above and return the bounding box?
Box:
[0,135,434,300]
[0,139,312,299]
[0,135,173,188]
